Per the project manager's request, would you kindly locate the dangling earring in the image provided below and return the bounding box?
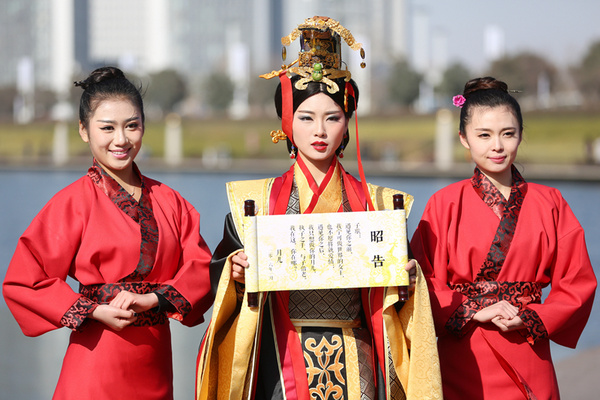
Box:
[338,133,348,158]
[290,145,296,159]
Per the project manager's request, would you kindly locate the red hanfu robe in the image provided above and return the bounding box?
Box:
[3,163,213,400]
[410,167,596,400]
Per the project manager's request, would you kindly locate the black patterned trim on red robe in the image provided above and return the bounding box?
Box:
[154,284,191,321]
[519,308,549,344]
[471,166,528,281]
[60,296,98,331]
[446,281,545,339]
[448,167,548,343]
[70,162,189,327]
[80,282,175,326]
[444,298,482,335]
[87,161,159,282]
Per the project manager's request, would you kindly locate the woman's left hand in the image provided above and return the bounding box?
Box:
[109,291,159,314]
[492,315,525,332]
[405,259,417,294]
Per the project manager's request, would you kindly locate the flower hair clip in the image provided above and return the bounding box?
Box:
[452,95,466,108]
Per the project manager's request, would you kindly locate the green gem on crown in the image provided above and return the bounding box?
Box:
[313,63,323,71]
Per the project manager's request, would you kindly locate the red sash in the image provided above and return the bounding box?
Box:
[265,157,374,399]
[270,157,367,215]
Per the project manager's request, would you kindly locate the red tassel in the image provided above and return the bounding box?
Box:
[345,81,374,211]
[279,72,294,146]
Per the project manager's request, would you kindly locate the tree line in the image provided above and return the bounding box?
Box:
[3,39,600,122]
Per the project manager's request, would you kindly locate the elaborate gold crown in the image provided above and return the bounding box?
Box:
[260,16,366,94]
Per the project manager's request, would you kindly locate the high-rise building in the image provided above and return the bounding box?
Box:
[0,0,410,114]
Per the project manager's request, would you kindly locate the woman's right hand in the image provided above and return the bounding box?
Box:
[472,300,519,325]
[231,251,249,283]
[90,304,137,331]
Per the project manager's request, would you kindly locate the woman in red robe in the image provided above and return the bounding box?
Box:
[2,67,213,400]
[410,76,597,399]
[196,16,442,400]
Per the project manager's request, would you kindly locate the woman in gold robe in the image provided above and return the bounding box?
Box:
[196,16,442,400]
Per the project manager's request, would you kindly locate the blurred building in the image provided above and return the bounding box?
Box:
[0,0,416,116]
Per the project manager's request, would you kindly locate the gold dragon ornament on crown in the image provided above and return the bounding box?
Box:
[260,16,366,144]
[260,16,366,95]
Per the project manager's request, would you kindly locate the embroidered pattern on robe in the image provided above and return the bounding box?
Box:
[87,161,159,281]
[445,167,548,343]
[61,161,191,329]
[282,175,398,400]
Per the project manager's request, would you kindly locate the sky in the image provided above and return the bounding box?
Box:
[412,0,600,73]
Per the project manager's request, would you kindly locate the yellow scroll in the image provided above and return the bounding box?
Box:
[244,209,408,293]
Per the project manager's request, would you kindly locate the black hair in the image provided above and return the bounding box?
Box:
[459,76,523,135]
[274,75,359,155]
[74,66,145,129]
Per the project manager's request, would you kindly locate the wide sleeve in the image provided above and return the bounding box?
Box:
[2,190,90,337]
[155,196,214,327]
[209,213,243,297]
[410,194,472,336]
[196,214,260,400]
[526,196,596,348]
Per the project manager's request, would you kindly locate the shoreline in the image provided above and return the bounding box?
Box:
[1,157,600,182]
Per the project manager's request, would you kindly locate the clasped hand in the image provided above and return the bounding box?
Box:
[90,291,159,331]
[472,300,525,332]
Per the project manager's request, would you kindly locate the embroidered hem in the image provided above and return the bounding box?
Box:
[446,281,543,338]
[519,308,549,344]
[80,282,189,326]
[155,284,191,321]
[61,296,98,331]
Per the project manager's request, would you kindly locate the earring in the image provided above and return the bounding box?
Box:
[290,145,296,159]
[338,134,348,158]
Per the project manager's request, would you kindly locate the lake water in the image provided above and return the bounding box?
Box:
[1,167,598,399]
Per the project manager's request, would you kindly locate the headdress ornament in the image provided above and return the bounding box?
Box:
[452,89,522,108]
[260,16,365,95]
[260,16,366,146]
[260,16,375,210]
[452,95,466,108]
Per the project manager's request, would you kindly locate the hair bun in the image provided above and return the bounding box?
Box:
[463,76,508,97]
[74,66,125,90]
